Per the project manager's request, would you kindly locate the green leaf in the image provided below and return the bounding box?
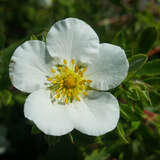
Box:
[117,123,129,144]
[120,104,141,121]
[30,34,38,40]
[31,124,41,135]
[129,54,148,72]
[137,59,160,76]
[85,148,110,160]
[137,27,157,53]
[0,90,12,106]
[112,31,126,49]
[44,135,60,147]
[144,77,160,89]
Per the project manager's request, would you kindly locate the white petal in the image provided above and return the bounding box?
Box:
[46,18,99,64]
[86,43,129,90]
[9,40,53,93]
[68,91,119,136]
[24,89,74,136]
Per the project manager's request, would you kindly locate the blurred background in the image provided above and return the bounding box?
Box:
[0,0,160,160]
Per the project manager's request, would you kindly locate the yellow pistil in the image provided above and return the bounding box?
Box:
[46,59,92,104]
[64,76,76,88]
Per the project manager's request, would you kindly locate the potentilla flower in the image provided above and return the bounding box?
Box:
[9,18,129,136]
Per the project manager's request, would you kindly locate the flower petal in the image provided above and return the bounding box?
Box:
[46,18,99,64]
[68,91,119,136]
[9,40,53,93]
[24,89,74,136]
[86,43,129,90]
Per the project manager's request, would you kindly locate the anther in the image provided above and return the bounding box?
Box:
[75,96,80,101]
[82,67,87,72]
[65,98,68,104]
[47,77,53,81]
[83,92,88,96]
[72,59,75,65]
[51,68,56,73]
[79,72,83,77]
[52,80,57,84]
[58,67,62,71]
[62,88,66,94]
[87,80,92,83]
[64,59,67,65]
[56,94,60,98]
[60,79,64,84]
[75,65,79,72]
[79,80,86,85]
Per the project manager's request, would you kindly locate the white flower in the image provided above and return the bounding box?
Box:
[9,18,129,136]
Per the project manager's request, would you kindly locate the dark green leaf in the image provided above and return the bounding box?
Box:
[137,27,157,53]
[144,77,160,89]
[129,54,148,72]
[117,123,129,144]
[85,148,109,160]
[31,124,41,135]
[138,59,160,76]
[44,135,60,147]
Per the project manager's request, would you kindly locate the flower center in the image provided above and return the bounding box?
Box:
[46,59,92,104]
[64,76,76,88]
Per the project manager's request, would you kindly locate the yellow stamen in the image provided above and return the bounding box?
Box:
[72,59,75,65]
[68,89,72,93]
[75,96,80,101]
[51,68,56,73]
[64,67,68,72]
[58,67,62,71]
[47,59,92,104]
[47,77,53,81]
[82,67,87,72]
[64,59,67,65]
[64,76,76,88]
[62,88,66,94]
[60,83,63,87]
[79,72,83,77]
[52,80,57,84]
[79,80,86,85]
[75,65,79,72]
[87,80,92,83]
[56,94,60,98]
[83,92,88,96]
[68,92,71,97]
[60,79,64,84]
[65,98,68,104]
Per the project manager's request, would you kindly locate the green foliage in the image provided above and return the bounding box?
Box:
[138,59,160,76]
[85,148,109,160]
[129,54,148,73]
[1,0,160,160]
[136,27,157,53]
